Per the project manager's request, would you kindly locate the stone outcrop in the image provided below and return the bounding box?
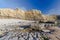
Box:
[0,8,57,21]
[42,14,57,22]
[0,8,25,19]
[25,9,43,21]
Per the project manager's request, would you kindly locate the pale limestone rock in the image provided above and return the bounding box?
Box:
[0,8,57,21]
[0,8,25,19]
[42,14,57,22]
[25,9,43,21]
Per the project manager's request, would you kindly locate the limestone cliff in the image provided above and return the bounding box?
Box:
[42,14,57,22]
[25,9,44,21]
[0,8,25,19]
[0,8,57,21]
[0,8,43,21]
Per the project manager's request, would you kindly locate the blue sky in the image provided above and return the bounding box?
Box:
[0,0,60,14]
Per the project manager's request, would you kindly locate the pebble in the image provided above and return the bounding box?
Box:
[0,31,42,40]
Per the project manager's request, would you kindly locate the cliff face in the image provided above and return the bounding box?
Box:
[0,8,43,21]
[0,8,57,21]
[42,14,57,21]
[25,9,44,21]
[0,8,25,19]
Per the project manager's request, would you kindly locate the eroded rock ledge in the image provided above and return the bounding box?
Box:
[0,8,57,21]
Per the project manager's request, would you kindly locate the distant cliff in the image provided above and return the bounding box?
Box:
[0,8,57,21]
[0,8,25,19]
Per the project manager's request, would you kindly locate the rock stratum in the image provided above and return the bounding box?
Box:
[0,8,57,21]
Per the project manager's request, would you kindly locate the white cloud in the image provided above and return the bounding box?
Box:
[47,9,60,15]
[20,7,27,10]
[46,0,60,15]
